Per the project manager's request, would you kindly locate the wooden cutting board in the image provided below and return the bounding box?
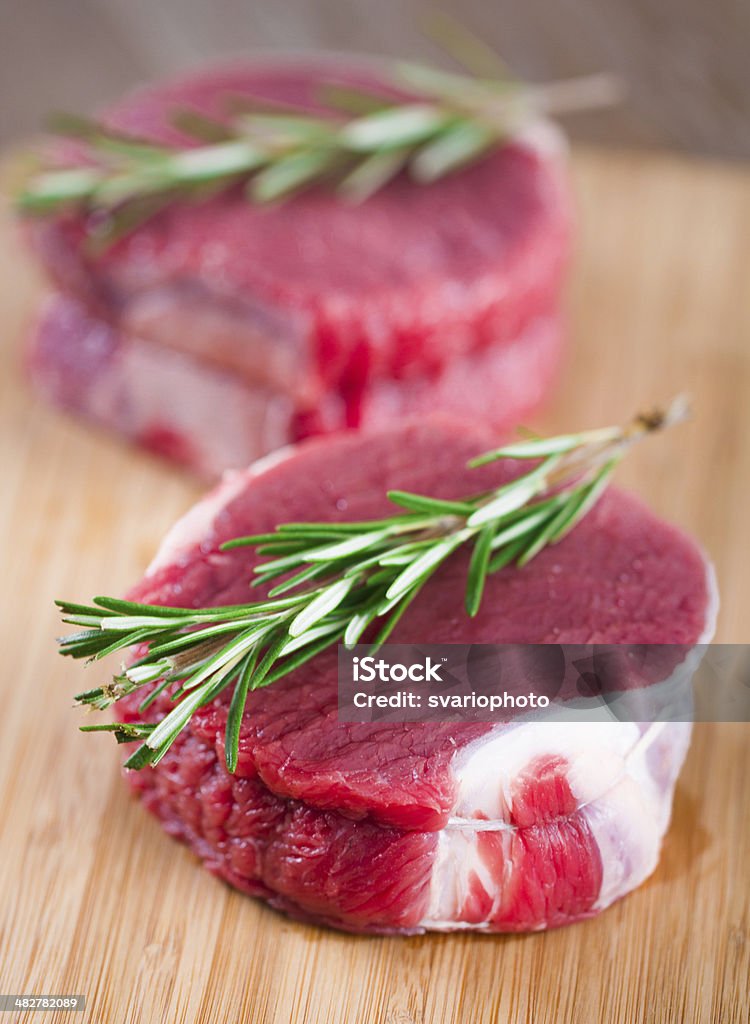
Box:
[0,146,748,1024]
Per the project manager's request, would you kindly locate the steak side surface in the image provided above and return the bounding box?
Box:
[28,294,563,477]
[116,419,715,932]
[24,60,571,476]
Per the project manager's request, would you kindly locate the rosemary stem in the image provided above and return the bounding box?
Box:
[16,50,623,237]
[530,73,626,116]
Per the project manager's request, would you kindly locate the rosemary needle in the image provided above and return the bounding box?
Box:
[57,397,688,773]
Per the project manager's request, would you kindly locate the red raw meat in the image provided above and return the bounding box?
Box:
[24,61,571,476]
[116,419,716,932]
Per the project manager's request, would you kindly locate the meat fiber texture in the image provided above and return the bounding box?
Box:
[24,60,571,478]
[116,419,717,934]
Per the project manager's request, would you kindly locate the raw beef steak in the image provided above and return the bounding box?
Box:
[24,60,571,477]
[116,419,716,933]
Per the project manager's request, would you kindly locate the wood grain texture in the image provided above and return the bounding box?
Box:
[2,0,750,160]
[0,146,749,1023]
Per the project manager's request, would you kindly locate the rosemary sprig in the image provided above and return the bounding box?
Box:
[57,397,688,772]
[16,51,620,244]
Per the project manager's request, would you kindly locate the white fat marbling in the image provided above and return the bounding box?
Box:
[421,557,717,929]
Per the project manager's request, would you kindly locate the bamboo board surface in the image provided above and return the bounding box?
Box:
[0,147,748,1024]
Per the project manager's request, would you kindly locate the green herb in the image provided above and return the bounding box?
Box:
[16,38,620,246]
[57,397,688,772]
